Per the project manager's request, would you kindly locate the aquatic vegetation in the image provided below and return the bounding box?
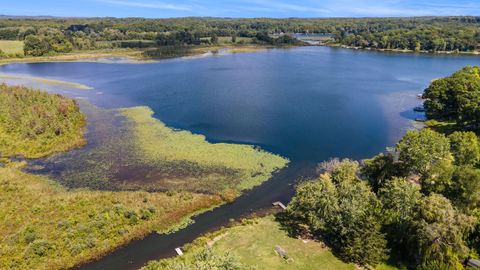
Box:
[0,84,86,158]
[0,165,222,270]
[0,85,286,269]
[32,104,288,195]
[120,107,289,191]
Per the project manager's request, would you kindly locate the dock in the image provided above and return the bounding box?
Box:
[175,247,183,256]
[272,201,287,210]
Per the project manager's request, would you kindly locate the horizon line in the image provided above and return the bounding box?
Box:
[1,14,480,20]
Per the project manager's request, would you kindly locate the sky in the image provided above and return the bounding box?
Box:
[1,0,480,18]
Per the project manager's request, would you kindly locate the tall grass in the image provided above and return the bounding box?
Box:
[0,165,221,270]
[0,84,86,158]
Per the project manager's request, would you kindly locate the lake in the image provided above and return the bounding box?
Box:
[1,46,479,269]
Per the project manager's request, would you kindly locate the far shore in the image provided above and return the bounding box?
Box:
[1,42,476,68]
[0,44,294,66]
[328,43,480,56]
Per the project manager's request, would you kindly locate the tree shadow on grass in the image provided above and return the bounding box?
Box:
[274,211,410,270]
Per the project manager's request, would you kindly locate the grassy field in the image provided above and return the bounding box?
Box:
[217,36,255,45]
[0,40,24,55]
[213,216,354,270]
[0,164,221,270]
[144,216,399,270]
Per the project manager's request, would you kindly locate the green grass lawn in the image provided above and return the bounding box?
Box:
[147,216,399,270]
[217,36,254,45]
[214,216,355,270]
[0,40,24,55]
[200,36,255,45]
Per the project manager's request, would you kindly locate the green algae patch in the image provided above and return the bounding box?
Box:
[120,106,289,191]
[0,74,92,90]
[30,103,288,195]
[0,84,86,159]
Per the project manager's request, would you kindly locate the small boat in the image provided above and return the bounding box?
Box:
[416,94,423,99]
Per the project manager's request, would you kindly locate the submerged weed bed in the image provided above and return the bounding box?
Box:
[28,103,288,196]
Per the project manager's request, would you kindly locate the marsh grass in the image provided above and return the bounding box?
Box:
[0,84,86,158]
[0,165,221,270]
[0,74,92,90]
[0,83,287,269]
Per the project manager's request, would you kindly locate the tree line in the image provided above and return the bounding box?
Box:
[285,66,480,269]
[0,16,478,56]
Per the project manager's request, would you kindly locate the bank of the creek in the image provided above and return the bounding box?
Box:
[1,46,479,269]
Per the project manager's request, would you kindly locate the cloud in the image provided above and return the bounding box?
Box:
[98,0,193,11]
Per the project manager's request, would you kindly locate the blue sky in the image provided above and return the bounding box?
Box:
[1,0,480,18]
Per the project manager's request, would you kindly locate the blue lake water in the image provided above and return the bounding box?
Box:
[3,47,478,162]
[1,46,479,269]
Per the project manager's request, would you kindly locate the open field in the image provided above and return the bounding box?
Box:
[144,215,399,270]
[0,40,24,55]
[0,165,221,270]
[217,36,255,45]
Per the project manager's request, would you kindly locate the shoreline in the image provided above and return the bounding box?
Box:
[328,43,480,56]
[0,73,93,90]
[0,43,476,68]
[70,198,226,270]
[0,44,292,66]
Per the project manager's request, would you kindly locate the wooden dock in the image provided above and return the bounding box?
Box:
[175,247,183,256]
[272,201,287,210]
